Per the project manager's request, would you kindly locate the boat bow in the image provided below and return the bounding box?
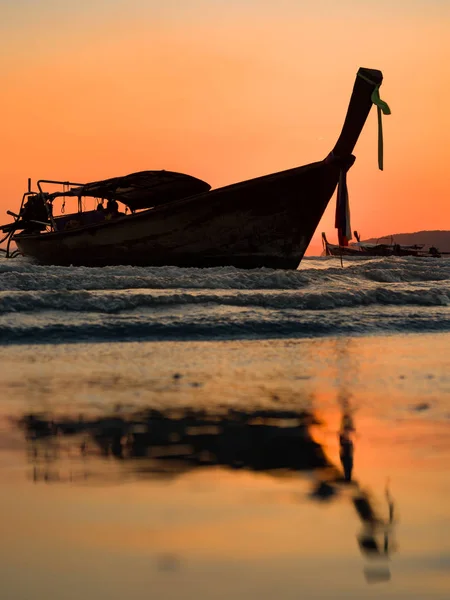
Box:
[2,67,390,269]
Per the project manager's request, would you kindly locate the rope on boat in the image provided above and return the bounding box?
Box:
[0,225,21,259]
[357,70,391,170]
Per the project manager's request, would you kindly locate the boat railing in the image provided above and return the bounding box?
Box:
[37,179,87,231]
[36,179,86,198]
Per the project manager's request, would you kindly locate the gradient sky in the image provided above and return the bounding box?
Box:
[1,0,449,253]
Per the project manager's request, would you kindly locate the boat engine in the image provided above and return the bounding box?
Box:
[19,194,50,232]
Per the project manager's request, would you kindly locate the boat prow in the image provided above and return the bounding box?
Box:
[2,67,388,269]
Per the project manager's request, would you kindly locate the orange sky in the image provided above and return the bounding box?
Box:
[1,0,449,254]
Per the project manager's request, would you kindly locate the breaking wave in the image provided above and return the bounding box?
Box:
[0,255,449,343]
[0,307,449,344]
[0,256,449,291]
[0,286,448,314]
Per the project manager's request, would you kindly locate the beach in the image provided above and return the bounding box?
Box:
[1,330,449,599]
[2,0,449,596]
[2,0,450,596]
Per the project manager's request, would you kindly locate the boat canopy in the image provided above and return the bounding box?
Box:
[68,170,211,211]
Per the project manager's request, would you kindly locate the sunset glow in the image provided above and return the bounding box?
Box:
[2,0,449,253]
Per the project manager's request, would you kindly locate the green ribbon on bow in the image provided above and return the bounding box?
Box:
[358,72,391,170]
[372,85,391,170]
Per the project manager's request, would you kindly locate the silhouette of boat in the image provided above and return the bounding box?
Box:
[19,408,329,473]
[16,402,398,573]
[2,67,388,269]
[322,231,442,258]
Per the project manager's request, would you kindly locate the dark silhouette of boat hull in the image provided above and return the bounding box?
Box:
[5,67,386,269]
[322,233,441,259]
[15,159,345,268]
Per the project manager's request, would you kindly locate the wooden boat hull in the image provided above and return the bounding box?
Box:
[323,238,440,258]
[14,159,344,269]
[7,67,388,269]
[323,243,364,257]
[324,242,395,257]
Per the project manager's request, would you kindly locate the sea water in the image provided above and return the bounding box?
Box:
[0,254,449,600]
[0,255,449,343]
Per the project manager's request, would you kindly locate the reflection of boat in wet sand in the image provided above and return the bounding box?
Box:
[19,407,395,524]
[322,231,442,258]
[2,67,389,269]
[17,403,397,579]
[20,409,329,475]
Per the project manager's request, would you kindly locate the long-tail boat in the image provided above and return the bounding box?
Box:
[1,67,389,269]
[321,232,442,258]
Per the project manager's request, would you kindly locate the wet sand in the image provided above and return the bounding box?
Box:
[1,333,449,599]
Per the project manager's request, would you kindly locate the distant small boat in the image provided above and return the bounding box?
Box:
[2,67,389,269]
[322,231,442,258]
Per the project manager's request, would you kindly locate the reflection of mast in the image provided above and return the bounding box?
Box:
[355,481,397,584]
[333,338,357,483]
[335,395,397,583]
[332,338,397,581]
[338,395,354,482]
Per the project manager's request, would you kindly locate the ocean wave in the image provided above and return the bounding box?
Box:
[1,256,448,344]
[0,256,449,292]
[0,305,448,344]
[0,285,448,314]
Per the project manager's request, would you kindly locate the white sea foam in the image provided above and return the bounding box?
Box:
[0,256,448,291]
[0,286,448,314]
[0,256,448,343]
